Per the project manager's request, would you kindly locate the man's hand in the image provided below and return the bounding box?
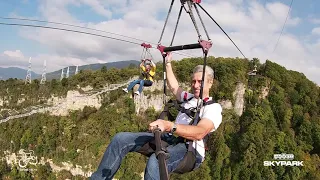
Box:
[149,119,173,132]
[165,52,172,64]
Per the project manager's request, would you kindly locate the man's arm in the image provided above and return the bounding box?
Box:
[166,53,183,101]
[149,118,214,141]
[149,103,223,140]
[173,119,214,140]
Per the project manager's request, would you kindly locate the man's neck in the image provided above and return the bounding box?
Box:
[194,94,210,99]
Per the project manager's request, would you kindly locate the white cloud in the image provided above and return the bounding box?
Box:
[39,0,79,23]
[79,0,112,18]
[309,18,320,24]
[312,27,320,35]
[4,0,320,85]
[266,2,300,26]
[3,50,24,59]
[0,50,29,69]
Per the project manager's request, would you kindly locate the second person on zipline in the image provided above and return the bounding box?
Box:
[123,59,156,95]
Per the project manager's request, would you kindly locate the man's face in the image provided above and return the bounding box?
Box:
[191,72,213,98]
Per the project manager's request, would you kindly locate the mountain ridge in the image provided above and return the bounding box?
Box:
[0,60,140,80]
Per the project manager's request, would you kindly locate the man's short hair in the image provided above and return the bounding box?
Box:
[192,65,214,80]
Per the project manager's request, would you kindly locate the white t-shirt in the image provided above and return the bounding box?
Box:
[174,91,223,161]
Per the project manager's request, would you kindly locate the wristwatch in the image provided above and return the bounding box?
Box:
[171,123,177,134]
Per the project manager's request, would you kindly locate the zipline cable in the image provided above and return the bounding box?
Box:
[0,16,197,58]
[197,4,247,59]
[0,22,195,58]
[272,0,294,53]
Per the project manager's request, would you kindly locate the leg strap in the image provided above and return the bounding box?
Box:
[136,139,169,157]
[172,146,196,174]
[137,137,197,174]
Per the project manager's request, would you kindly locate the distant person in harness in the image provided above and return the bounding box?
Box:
[123,59,156,95]
[90,52,222,180]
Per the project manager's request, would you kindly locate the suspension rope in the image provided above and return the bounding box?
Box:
[141,48,146,60]
[190,50,208,126]
[273,0,294,53]
[194,4,210,41]
[146,49,154,60]
[170,4,184,46]
[141,43,153,63]
[158,0,175,44]
[186,1,202,40]
[198,51,208,110]
[197,3,247,59]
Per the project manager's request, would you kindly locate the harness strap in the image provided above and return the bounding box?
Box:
[183,92,188,101]
[141,70,154,80]
[183,97,214,154]
[180,97,215,120]
[138,97,216,174]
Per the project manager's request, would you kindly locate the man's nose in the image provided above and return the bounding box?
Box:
[194,81,200,88]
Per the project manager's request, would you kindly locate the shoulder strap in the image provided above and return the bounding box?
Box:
[148,72,154,78]
[141,71,154,80]
[183,92,188,101]
[203,100,215,106]
[183,92,194,102]
[187,98,215,125]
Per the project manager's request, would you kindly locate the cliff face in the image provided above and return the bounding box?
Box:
[132,80,248,116]
[47,90,101,116]
[1,78,270,123]
[232,82,246,116]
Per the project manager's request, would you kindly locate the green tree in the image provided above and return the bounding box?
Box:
[101,65,108,73]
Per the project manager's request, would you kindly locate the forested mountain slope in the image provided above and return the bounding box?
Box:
[0,57,319,180]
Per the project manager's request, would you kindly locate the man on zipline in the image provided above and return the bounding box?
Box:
[91,52,222,180]
[123,59,156,95]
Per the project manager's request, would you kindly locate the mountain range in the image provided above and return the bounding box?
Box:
[0,67,39,80]
[0,60,140,80]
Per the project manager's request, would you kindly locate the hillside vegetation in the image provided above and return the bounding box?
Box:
[0,57,319,180]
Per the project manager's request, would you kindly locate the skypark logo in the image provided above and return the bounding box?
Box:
[264,161,303,166]
[264,153,304,167]
[273,153,294,160]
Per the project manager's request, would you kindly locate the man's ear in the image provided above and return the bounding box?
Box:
[208,78,214,85]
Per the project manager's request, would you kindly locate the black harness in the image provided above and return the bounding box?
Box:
[137,93,216,174]
[160,93,215,122]
[179,97,215,121]
[141,70,154,80]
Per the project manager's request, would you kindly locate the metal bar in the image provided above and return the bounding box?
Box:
[164,43,202,52]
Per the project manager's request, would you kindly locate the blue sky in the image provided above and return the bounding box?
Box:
[0,0,319,85]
